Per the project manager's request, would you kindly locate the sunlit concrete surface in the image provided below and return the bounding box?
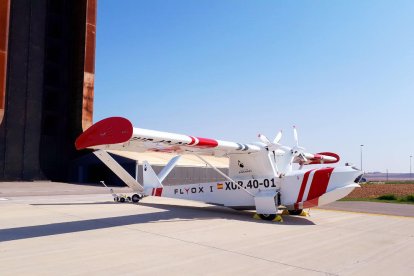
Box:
[1,193,413,275]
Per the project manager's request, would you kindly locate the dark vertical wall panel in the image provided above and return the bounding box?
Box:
[2,0,36,179]
[1,0,47,180]
[23,0,47,179]
[0,0,97,181]
[39,0,90,180]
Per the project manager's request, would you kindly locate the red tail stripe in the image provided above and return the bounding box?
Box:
[306,167,334,200]
[154,188,163,197]
[296,169,315,203]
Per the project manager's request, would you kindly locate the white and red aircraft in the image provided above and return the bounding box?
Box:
[75,117,361,221]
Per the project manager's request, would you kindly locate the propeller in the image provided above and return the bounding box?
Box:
[258,130,282,151]
[291,126,308,164]
[258,130,283,174]
[274,130,282,144]
[293,126,298,147]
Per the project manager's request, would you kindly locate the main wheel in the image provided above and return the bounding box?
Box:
[288,209,303,216]
[120,197,126,203]
[131,194,140,203]
[259,214,276,221]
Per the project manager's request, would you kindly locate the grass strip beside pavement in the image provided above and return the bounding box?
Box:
[340,194,414,205]
[365,181,414,185]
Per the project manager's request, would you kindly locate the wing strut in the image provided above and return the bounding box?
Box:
[94,150,144,192]
[193,154,254,197]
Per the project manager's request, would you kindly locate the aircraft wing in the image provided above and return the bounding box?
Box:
[75,117,262,157]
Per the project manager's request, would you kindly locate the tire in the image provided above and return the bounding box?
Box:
[259,214,276,221]
[131,194,140,203]
[127,196,131,201]
[120,197,126,203]
[288,209,303,216]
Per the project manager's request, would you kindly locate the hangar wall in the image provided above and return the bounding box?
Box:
[0,0,96,181]
[0,0,226,185]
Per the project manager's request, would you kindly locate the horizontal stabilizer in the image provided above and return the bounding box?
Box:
[93,150,143,192]
[157,155,181,182]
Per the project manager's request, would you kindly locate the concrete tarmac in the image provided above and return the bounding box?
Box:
[1,191,413,275]
[320,201,414,217]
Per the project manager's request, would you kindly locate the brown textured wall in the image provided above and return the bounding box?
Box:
[82,0,97,130]
[0,0,10,123]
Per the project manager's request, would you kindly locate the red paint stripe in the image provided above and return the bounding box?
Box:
[306,167,334,200]
[303,198,319,208]
[196,137,218,148]
[188,136,196,145]
[187,136,219,148]
[154,188,163,197]
[151,188,155,196]
[296,169,314,203]
[308,152,340,165]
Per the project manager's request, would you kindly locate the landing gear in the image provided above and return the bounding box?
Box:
[120,197,126,203]
[254,213,283,222]
[288,209,303,216]
[131,194,141,203]
[259,214,276,221]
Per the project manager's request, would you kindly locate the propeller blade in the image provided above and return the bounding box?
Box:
[293,126,298,147]
[273,130,282,144]
[258,134,271,145]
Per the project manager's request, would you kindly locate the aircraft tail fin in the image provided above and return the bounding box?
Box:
[143,161,164,196]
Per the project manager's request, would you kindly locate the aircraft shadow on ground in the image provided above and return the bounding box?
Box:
[0,201,314,242]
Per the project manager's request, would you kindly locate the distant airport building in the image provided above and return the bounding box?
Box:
[0,1,226,185]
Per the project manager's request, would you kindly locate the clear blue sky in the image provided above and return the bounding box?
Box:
[95,0,414,173]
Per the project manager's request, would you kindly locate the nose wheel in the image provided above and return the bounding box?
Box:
[131,194,142,203]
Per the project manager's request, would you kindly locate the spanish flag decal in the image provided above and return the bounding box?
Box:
[217,183,223,190]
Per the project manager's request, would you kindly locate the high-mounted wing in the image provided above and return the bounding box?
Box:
[75,117,261,157]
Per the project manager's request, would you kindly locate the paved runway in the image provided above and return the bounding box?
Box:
[1,192,413,275]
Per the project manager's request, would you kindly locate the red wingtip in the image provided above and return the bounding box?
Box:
[75,117,133,150]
